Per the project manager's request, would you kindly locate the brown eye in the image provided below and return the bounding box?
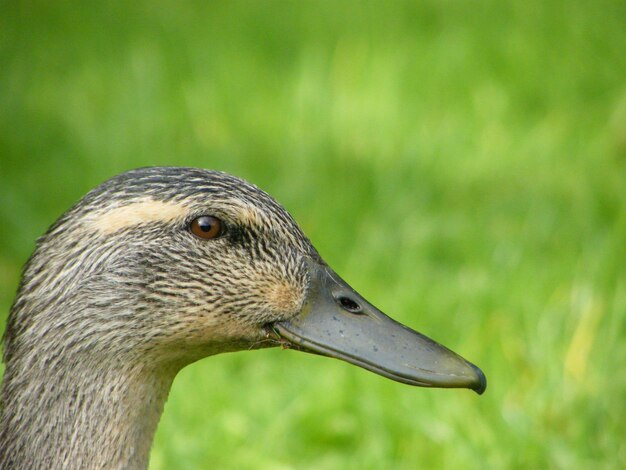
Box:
[190,216,224,240]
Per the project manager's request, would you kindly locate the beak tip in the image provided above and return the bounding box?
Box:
[470,363,487,395]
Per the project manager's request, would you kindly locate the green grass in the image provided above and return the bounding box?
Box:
[1,1,624,468]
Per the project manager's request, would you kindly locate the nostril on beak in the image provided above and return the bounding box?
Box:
[336,296,363,314]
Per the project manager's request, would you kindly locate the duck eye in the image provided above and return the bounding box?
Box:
[190,216,224,240]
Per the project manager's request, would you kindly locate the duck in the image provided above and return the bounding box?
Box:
[0,167,486,469]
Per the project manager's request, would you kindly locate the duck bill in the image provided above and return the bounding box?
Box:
[273,261,486,394]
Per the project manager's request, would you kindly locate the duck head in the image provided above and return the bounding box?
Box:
[10,167,485,394]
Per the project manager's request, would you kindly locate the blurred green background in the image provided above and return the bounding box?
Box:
[1,0,624,468]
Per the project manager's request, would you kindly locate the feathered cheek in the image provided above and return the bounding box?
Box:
[263,278,305,316]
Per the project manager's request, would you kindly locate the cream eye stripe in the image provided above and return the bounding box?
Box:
[89,198,267,235]
[89,199,189,235]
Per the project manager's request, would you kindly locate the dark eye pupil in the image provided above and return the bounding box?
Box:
[198,218,213,231]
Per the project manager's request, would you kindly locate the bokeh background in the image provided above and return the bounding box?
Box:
[1,1,624,468]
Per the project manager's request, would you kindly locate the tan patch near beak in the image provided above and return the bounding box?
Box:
[266,279,304,314]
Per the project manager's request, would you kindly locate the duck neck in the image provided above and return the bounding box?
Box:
[0,356,178,470]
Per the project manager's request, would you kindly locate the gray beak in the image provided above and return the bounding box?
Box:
[273,261,486,395]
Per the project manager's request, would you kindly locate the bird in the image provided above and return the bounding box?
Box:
[0,167,486,469]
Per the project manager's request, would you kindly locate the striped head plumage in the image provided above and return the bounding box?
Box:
[5,167,319,367]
